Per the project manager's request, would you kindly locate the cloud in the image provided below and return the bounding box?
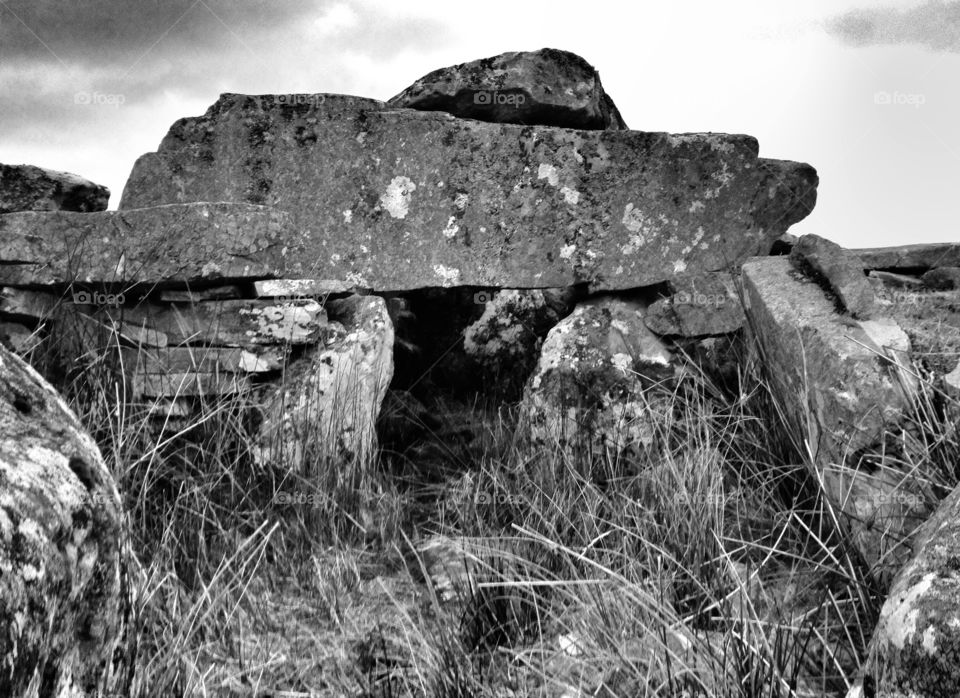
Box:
[0,0,329,64]
[827,1,960,51]
[0,0,450,138]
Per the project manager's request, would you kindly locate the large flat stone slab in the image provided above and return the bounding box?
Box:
[0,202,300,286]
[118,94,817,291]
[1,163,109,213]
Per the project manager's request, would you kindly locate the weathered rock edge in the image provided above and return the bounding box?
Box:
[0,202,297,286]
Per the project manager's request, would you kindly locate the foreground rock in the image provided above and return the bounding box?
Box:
[256,295,394,469]
[521,297,674,459]
[0,163,109,213]
[791,234,876,319]
[119,94,816,291]
[0,202,297,286]
[742,257,924,571]
[0,344,128,696]
[388,48,628,130]
[847,482,960,698]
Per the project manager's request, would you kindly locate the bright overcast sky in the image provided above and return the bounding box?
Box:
[1,0,957,248]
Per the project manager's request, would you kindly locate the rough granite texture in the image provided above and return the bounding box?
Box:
[387,48,628,130]
[0,202,298,286]
[463,288,575,378]
[644,272,744,337]
[520,297,674,458]
[0,163,109,214]
[118,93,817,291]
[256,294,394,470]
[0,343,129,696]
[742,256,925,571]
[848,481,960,698]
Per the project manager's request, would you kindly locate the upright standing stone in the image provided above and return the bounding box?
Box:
[256,295,394,469]
[742,256,925,572]
[521,297,674,459]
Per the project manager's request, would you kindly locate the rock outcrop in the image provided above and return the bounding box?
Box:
[521,297,674,459]
[0,343,128,696]
[118,94,816,291]
[387,48,628,130]
[0,163,109,214]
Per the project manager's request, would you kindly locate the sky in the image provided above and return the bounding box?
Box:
[1,0,957,248]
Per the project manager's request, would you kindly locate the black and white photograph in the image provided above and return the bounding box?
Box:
[1,1,958,696]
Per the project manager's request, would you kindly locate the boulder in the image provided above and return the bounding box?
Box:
[0,202,297,286]
[0,163,109,214]
[118,93,817,291]
[854,243,960,272]
[387,48,628,130]
[643,273,744,337]
[463,288,576,389]
[0,343,129,696]
[922,266,960,290]
[742,257,924,571]
[521,297,674,459]
[847,482,960,698]
[0,322,39,356]
[790,234,876,319]
[256,295,394,469]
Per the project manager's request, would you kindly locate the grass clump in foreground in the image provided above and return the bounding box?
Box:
[33,319,959,698]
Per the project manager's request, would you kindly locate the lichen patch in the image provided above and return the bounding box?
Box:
[380,176,417,219]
